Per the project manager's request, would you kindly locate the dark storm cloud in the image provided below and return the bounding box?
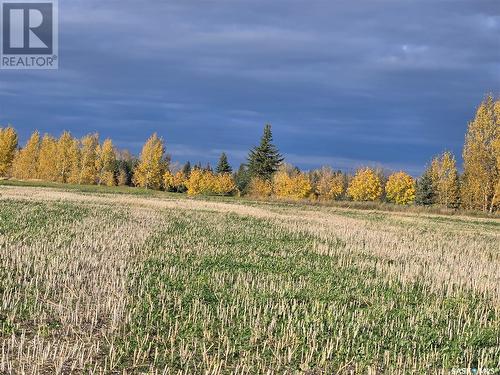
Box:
[0,0,498,173]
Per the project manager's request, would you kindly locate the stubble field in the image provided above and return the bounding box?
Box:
[0,185,499,374]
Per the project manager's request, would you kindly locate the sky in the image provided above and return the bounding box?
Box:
[0,0,499,175]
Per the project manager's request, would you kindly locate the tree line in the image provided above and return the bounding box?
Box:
[0,95,498,212]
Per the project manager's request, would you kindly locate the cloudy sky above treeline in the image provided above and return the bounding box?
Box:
[1,0,498,174]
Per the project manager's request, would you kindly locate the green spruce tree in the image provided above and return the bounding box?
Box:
[216,152,232,174]
[247,124,283,180]
[182,161,191,177]
[234,163,251,193]
[415,169,435,206]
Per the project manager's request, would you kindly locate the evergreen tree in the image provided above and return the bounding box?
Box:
[116,160,136,186]
[116,149,136,186]
[234,163,251,193]
[182,161,192,177]
[415,169,435,206]
[247,124,283,180]
[216,152,232,174]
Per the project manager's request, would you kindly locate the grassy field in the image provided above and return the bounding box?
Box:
[0,184,499,374]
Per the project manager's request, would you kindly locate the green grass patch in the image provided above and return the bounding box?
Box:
[0,199,89,242]
[118,211,500,373]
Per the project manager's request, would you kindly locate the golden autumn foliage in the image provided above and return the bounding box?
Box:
[314,167,345,200]
[132,133,166,189]
[96,139,116,186]
[248,177,273,198]
[163,170,175,191]
[461,95,499,212]
[163,169,188,192]
[430,152,460,208]
[385,171,416,205]
[493,136,500,208]
[212,173,237,195]
[347,168,383,202]
[185,169,209,196]
[56,131,80,184]
[74,133,99,185]
[1,94,498,213]
[185,169,208,196]
[12,131,40,180]
[13,130,116,187]
[272,170,291,198]
[173,170,187,191]
[0,126,18,177]
[273,169,312,200]
[185,169,236,196]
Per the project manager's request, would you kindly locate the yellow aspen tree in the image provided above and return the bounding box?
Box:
[0,126,18,177]
[492,136,500,209]
[212,173,237,195]
[385,171,416,205]
[248,177,273,198]
[315,167,344,200]
[173,170,187,192]
[185,169,213,196]
[56,131,80,183]
[96,138,116,186]
[185,168,203,195]
[273,168,312,200]
[461,95,499,212]
[431,152,460,208]
[288,173,312,199]
[200,170,216,194]
[12,130,40,180]
[489,100,500,211]
[133,133,166,189]
[429,157,440,193]
[75,133,99,185]
[273,169,293,198]
[37,134,59,181]
[163,170,175,191]
[440,153,460,209]
[347,167,383,201]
